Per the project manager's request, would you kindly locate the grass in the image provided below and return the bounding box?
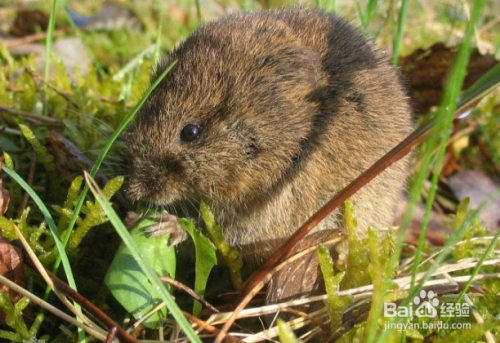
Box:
[0,0,498,341]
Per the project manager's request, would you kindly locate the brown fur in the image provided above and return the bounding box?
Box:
[124,7,413,264]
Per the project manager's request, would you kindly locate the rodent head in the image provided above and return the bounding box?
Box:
[125,14,323,209]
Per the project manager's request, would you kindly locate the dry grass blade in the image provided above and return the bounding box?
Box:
[0,104,63,126]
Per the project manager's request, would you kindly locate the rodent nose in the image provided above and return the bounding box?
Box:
[159,154,185,175]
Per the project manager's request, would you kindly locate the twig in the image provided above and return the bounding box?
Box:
[25,68,79,107]
[0,104,63,126]
[208,271,499,325]
[44,267,137,342]
[2,30,65,49]
[439,268,495,343]
[160,276,219,313]
[183,311,220,335]
[105,326,118,343]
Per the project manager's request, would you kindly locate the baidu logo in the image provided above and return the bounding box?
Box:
[384,290,441,318]
[383,290,471,331]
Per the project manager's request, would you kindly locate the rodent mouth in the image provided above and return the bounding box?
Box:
[125,178,179,206]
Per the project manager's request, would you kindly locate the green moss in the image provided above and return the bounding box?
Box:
[201,200,243,290]
[341,199,371,289]
[318,243,351,331]
[0,293,45,341]
[67,176,124,251]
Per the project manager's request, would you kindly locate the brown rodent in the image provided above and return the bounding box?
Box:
[124,7,413,264]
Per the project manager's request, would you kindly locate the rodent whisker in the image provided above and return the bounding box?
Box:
[67,109,115,134]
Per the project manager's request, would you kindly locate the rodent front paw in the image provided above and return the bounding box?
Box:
[145,213,188,246]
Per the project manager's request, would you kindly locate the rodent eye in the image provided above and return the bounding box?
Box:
[180,124,202,142]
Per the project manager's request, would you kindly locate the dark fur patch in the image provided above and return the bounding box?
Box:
[277,17,379,186]
[345,91,367,114]
[246,137,261,159]
[227,121,261,160]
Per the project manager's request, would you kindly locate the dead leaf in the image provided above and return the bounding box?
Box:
[45,131,100,181]
[9,9,49,37]
[0,158,10,216]
[448,170,500,234]
[267,230,342,306]
[400,43,498,115]
[0,238,25,324]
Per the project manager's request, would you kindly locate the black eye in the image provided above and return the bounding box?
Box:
[180,124,202,142]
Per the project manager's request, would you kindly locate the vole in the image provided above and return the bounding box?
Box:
[124,7,413,265]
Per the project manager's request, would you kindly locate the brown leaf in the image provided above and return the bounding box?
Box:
[45,130,114,185]
[9,9,49,37]
[44,130,94,180]
[448,170,500,234]
[0,238,25,324]
[0,158,10,216]
[266,230,342,306]
[400,43,498,115]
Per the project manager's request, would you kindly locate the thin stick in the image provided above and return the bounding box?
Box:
[160,276,219,313]
[0,104,63,126]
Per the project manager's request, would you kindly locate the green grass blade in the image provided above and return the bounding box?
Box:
[356,3,367,31]
[366,0,378,25]
[318,0,338,13]
[442,231,499,328]
[111,45,155,81]
[392,0,409,65]
[1,165,76,290]
[195,0,202,23]
[409,0,487,290]
[84,172,201,342]
[398,191,498,316]
[43,0,59,116]
[154,0,164,65]
[458,63,500,110]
